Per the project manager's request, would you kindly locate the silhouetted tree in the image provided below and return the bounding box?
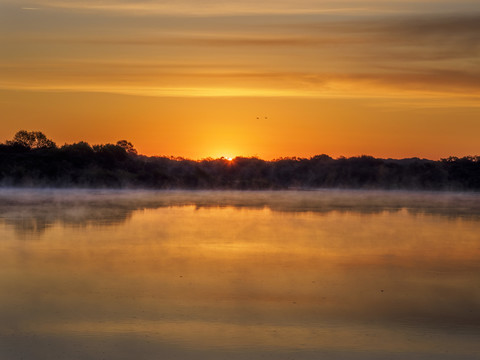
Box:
[6,130,56,149]
[116,140,137,155]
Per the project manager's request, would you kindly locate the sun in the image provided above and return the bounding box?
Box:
[210,148,237,161]
[216,152,235,161]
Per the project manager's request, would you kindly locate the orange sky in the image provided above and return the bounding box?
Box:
[1,0,479,159]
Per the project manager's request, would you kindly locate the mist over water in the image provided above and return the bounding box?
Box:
[1,188,479,234]
[0,189,479,359]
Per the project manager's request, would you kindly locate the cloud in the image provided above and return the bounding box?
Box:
[2,58,479,104]
[9,0,387,16]
[1,4,479,104]
[10,0,480,16]
[291,13,480,58]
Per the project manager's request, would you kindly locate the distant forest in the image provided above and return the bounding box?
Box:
[1,131,479,190]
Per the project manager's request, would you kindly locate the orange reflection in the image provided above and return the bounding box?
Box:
[1,199,479,359]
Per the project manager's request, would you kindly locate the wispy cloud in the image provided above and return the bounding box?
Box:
[10,0,480,16]
[11,0,382,16]
[1,3,479,105]
[2,59,479,105]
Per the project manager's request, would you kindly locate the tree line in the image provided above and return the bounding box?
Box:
[1,130,479,190]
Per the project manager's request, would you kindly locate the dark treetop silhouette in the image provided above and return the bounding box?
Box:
[1,130,479,190]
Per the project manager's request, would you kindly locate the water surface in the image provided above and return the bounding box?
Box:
[1,189,479,359]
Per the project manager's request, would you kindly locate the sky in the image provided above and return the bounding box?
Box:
[0,0,479,159]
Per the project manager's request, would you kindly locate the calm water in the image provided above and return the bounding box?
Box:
[0,189,479,360]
